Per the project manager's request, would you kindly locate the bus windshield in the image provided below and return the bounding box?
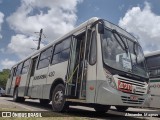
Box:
[101,28,147,78]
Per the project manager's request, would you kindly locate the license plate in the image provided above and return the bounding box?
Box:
[118,80,132,93]
[130,95,138,100]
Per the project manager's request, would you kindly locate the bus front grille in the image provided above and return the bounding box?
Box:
[121,96,144,104]
[117,76,147,95]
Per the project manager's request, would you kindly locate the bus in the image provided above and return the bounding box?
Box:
[145,51,160,108]
[5,17,151,112]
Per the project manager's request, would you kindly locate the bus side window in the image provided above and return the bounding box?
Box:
[37,47,53,69]
[21,59,30,74]
[89,31,97,65]
[16,62,23,76]
[52,37,71,65]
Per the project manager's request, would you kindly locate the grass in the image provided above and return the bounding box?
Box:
[0,104,28,111]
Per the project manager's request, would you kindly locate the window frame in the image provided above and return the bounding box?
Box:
[51,36,72,65]
[89,30,97,65]
[15,62,23,76]
[21,59,31,75]
[37,46,53,70]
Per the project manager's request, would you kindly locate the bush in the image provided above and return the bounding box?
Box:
[0,69,10,88]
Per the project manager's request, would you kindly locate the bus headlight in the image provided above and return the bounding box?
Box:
[108,76,117,89]
[104,69,117,89]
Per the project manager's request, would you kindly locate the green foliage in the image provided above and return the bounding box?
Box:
[0,69,10,88]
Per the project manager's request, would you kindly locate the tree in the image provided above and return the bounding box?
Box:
[0,69,10,89]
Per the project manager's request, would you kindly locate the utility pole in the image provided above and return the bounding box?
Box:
[37,29,43,50]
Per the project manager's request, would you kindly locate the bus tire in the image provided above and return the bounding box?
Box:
[51,84,68,112]
[115,106,128,112]
[39,99,50,105]
[13,87,25,102]
[94,105,110,113]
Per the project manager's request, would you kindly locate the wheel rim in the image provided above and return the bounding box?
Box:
[54,90,63,105]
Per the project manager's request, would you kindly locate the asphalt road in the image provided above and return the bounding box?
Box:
[0,96,159,120]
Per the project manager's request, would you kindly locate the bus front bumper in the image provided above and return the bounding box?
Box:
[96,81,151,107]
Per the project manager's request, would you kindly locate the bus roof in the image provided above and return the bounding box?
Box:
[145,50,160,58]
[12,17,138,67]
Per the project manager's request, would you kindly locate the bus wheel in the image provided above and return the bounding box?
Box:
[51,84,68,112]
[94,105,110,113]
[13,88,25,102]
[39,99,50,105]
[115,106,129,112]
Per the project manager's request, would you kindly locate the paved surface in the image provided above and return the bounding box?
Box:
[0,96,160,119]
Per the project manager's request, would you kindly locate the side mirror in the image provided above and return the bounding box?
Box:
[98,23,104,34]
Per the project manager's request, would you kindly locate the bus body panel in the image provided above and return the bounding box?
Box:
[145,51,160,108]
[94,30,107,103]
[5,78,10,95]
[5,66,17,96]
[5,68,13,95]
[86,64,97,103]
[150,78,160,96]
[149,78,160,108]
[31,67,49,98]
[6,78,13,96]
[86,27,97,103]
[18,73,29,97]
[47,61,68,85]
[43,61,68,99]
[149,96,160,108]
[27,77,34,97]
[10,76,17,96]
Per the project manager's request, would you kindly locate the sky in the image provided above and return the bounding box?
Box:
[0,0,160,70]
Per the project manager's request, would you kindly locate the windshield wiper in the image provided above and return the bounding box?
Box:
[112,29,128,54]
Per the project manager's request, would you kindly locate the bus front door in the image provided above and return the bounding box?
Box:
[65,36,78,98]
[65,31,89,99]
